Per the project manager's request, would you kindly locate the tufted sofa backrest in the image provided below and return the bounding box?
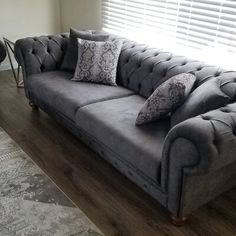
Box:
[15,32,236,101]
[109,35,236,99]
[15,34,69,77]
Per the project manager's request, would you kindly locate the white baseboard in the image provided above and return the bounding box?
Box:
[0,62,18,72]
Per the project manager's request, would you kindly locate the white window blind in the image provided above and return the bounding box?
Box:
[102,0,236,69]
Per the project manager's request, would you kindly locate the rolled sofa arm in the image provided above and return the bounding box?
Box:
[161,102,236,217]
[15,34,68,78]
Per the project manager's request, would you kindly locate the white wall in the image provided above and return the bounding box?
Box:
[0,0,102,71]
[0,0,61,70]
[60,0,102,32]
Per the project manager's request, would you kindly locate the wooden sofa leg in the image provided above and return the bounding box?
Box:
[29,101,39,110]
[171,215,187,226]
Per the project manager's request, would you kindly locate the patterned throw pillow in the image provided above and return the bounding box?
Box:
[72,39,123,86]
[61,28,109,71]
[135,73,196,125]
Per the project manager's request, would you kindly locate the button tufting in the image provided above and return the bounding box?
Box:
[162,70,167,77]
[233,129,236,136]
[128,171,133,176]
[197,67,202,71]
[215,72,221,77]
[33,38,37,41]
[202,116,210,120]
[221,108,231,113]
[40,65,45,71]
[213,138,218,146]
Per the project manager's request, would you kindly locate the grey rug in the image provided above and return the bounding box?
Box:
[0,127,104,236]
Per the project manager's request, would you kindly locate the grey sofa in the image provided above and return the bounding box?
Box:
[15,33,236,225]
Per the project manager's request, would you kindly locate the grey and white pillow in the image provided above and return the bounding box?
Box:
[136,73,196,125]
[72,39,123,86]
[61,28,109,71]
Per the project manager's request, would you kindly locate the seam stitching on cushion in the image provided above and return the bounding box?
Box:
[74,92,137,115]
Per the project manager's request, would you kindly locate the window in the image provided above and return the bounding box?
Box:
[102,0,236,69]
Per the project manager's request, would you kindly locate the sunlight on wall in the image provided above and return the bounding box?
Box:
[0,0,61,70]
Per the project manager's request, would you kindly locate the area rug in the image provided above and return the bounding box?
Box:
[0,127,104,236]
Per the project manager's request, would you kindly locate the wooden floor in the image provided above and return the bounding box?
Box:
[0,70,236,236]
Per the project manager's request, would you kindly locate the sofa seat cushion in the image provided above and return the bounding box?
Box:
[75,95,170,183]
[27,71,134,121]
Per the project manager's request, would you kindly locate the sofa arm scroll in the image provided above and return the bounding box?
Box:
[161,102,236,217]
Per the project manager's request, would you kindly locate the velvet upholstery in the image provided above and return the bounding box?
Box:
[162,102,236,216]
[171,77,231,126]
[76,95,170,183]
[15,34,68,77]
[15,32,236,219]
[110,35,236,99]
[28,98,167,206]
[15,33,236,99]
[27,71,134,121]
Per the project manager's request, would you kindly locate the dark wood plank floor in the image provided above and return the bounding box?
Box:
[0,70,236,236]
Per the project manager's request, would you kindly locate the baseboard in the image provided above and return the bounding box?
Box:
[0,62,18,72]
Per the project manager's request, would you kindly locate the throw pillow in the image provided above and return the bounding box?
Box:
[61,28,109,71]
[135,73,196,125]
[72,39,123,86]
[171,78,231,127]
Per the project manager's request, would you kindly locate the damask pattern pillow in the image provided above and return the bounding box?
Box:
[72,39,123,86]
[135,73,196,125]
[61,28,109,71]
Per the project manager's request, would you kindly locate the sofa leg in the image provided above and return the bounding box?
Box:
[171,215,187,226]
[29,101,39,110]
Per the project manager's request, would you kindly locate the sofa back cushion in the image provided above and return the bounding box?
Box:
[61,28,110,71]
[171,78,231,127]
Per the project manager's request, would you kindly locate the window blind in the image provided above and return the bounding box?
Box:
[101,0,236,69]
